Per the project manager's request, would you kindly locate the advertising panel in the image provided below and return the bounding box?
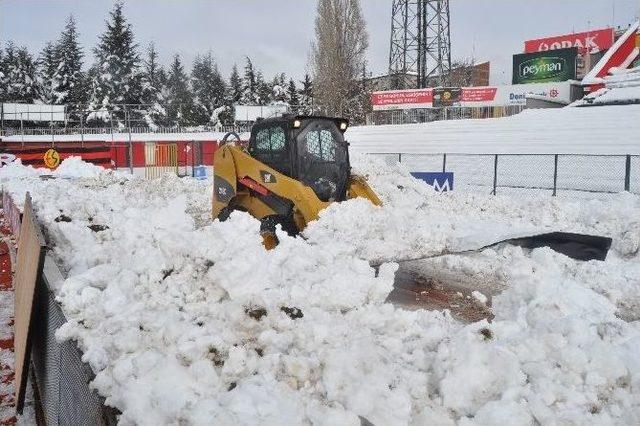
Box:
[525,28,615,54]
[1,103,65,122]
[512,48,578,84]
[370,89,433,110]
[433,88,462,107]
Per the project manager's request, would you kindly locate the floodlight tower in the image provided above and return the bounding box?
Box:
[388,0,452,89]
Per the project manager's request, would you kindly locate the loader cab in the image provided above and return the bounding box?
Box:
[248,115,351,202]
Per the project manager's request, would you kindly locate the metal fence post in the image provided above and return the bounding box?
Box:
[625,154,631,192]
[442,153,447,172]
[398,153,402,163]
[553,154,559,196]
[125,106,134,174]
[80,112,85,146]
[492,154,498,195]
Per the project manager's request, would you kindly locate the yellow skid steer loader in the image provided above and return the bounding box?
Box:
[212,115,381,248]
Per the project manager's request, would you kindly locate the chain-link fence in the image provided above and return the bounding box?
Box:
[369,153,639,197]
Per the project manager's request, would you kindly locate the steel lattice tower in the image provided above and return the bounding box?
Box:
[388,0,451,89]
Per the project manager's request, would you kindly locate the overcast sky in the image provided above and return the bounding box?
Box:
[1,0,639,85]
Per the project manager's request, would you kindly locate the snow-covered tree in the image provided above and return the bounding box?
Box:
[52,16,86,106]
[165,54,196,126]
[228,64,242,104]
[191,52,226,125]
[311,0,368,120]
[87,2,142,124]
[299,73,314,114]
[38,42,58,103]
[0,49,5,102]
[140,43,167,128]
[256,71,271,106]
[242,57,258,104]
[3,43,39,103]
[287,78,300,108]
[271,73,288,103]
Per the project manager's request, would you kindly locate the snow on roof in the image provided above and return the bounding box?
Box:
[582,21,640,85]
[346,104,640,155]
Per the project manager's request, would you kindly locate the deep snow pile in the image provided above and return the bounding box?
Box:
[1,158,639,425]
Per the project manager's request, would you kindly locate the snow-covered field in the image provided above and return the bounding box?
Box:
[1,157,640,425]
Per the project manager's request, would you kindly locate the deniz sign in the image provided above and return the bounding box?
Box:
[513,47,578,84]
[525,28,615,54]
[411,172,454,192]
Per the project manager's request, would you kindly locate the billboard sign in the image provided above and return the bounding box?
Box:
[513,48,578,84]
[1,103,65,122]
[370,89,433,110]
[371,82,572,110]
[525,28,615,54]
[411,172,454,192]
[433,88,462,107]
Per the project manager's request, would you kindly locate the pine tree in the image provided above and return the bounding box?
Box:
[38,42,58,103]
[4,43,39,103]
[287,78,299,108]
[256,71,271,105]
[242,57,258,104]
[52,16,86,106]
[140,43,167,128]
[191,52,226,125]
[271,73,288,103]
[229,64,242,104]
[0,49,5,102]
[299,73,314,114]
[88,2,142,124]
[165,54,195,126]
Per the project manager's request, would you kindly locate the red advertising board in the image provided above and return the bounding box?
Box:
[371,89,433,109]
[525,28,614,54]
[461,87,498,102]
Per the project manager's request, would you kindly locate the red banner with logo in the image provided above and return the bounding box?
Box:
[525,28,614,54]
[461,87,498,102]
[371,89,433,109]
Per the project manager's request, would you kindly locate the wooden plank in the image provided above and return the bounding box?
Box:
[13,193,46,413]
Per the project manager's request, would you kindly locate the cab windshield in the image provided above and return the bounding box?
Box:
[296,120,349,202]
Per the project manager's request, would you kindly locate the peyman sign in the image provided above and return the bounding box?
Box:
[513,48,578,84]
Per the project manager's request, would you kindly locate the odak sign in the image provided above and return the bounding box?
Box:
[525,28,614,54]
[512,48,577,84]
[411,172,454,192]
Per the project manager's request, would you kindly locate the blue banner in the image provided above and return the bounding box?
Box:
[411,172,454,192]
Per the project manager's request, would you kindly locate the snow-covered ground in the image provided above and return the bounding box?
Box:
[346,104,640,155]
[1,157,639,425]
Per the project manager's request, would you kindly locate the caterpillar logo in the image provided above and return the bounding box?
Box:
[260,170,276,184]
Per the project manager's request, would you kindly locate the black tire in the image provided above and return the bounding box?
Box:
[260,215,299,237]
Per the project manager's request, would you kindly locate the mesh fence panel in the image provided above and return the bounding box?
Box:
[445,154,495,193]
[557,155,626,194]
[31,268,117,425]
[401,154,445,172]
[631,156,640,194]
[367,153,402,166]
[495,155,555,197]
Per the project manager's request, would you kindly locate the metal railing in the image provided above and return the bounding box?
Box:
[369,153,638,197]
[367,106,526,125]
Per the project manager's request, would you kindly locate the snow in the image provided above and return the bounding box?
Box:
[345,104,640,155]
[1,157,640,424]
